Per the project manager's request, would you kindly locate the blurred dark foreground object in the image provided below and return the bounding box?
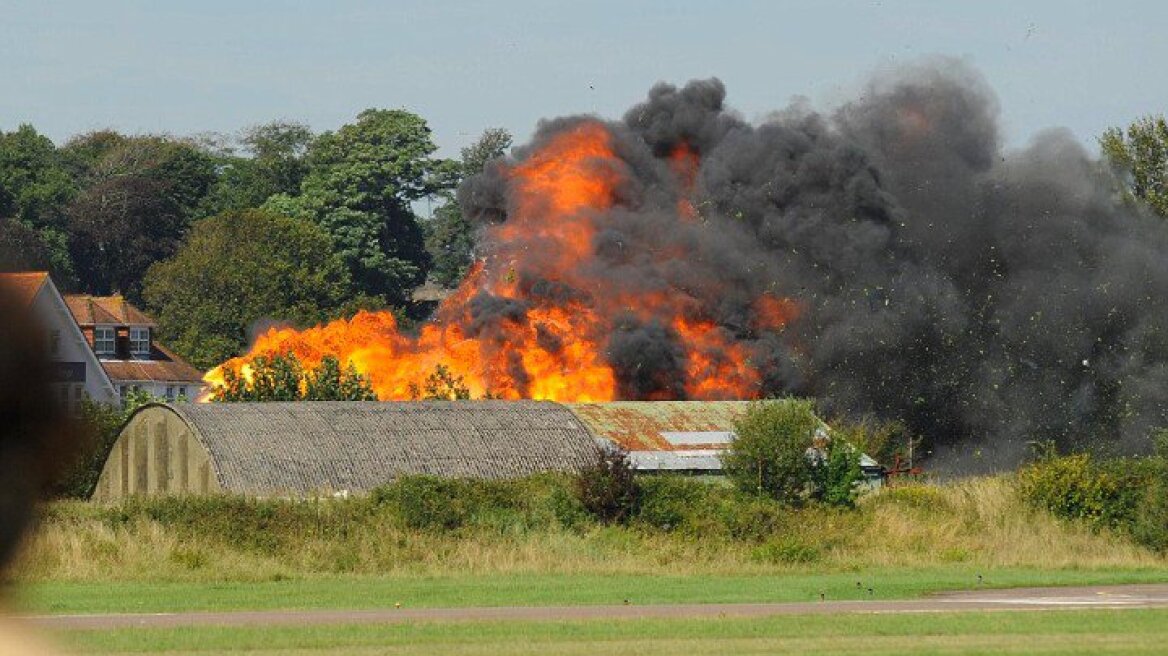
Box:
[0,283,72,653]
[0,285,73,568]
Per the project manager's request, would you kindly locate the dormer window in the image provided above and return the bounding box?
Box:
[130,327,151,359]
[94,326,115,357]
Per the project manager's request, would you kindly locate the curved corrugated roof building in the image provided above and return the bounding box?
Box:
[92,401,600,499]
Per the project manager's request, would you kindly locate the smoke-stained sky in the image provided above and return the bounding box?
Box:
[1,1,1166,158]
[457,59,1168,471]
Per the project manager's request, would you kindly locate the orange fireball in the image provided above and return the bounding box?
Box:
[204,121,796,402]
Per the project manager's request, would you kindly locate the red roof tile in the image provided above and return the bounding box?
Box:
[63,294,156,327]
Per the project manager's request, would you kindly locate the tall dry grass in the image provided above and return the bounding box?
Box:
[11,476,1163,583]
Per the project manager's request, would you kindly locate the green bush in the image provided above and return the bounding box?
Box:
[53,390,162,499]
[722,399,820,504]
[574,446,640,524]
[1018,452,1155,532]
[635,475,710,530]
[1132,431,1168,552]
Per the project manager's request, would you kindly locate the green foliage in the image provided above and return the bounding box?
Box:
[574,446,640,524]
[200,122,316,215]
[1132,430,1168,552]
[408,364,471,400]
[370,474,585,533]
[426,128,511,287]
[722,399,820,504]
[811,439,863,508]
[62,132,218,299]
[267,109,457,303]
[0,124,75,228]
[1018,452,1152,531]
[214,353,375,402]
[1101,115,1168,217]
[142,209,354,368]
[53,389,162,498]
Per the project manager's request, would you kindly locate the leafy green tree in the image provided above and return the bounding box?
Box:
[200,121,316,215]
[142,209,354,369]
[723,399,820,505]
[62,132,218,298]
[265,109,457,303]
[426,128,511,287]
[409,364,472,400]
[1101,115,1168,217]
[215,353,375,402]
[0,124,78,283]
[0,218,75,283]
[0,124,75,228]
[67,174,186,299]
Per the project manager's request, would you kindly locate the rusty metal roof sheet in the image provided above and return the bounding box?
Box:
[565,401,753,451]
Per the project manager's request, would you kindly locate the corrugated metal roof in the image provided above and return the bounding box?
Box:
[629,450,724,471]
[151,400,600,494]
[565,401,751,451]
[660,431,735,446]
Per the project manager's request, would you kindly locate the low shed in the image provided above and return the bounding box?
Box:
[566,401,750,472]
[92,401,599,499]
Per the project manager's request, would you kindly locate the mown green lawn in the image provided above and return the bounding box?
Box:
[16,565,1168,615]
[51,609,1168,655]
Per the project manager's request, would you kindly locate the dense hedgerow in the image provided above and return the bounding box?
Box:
[1017,432,1168,552]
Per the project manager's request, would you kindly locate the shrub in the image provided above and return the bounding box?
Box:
[373,476,470,530]
[574,445,640,524]
[722,399,819,504]
[52,389,160,499]
[1017,452,1150,531]
[1132,430,1168,552]
[635,475,711,530]
[811,439,863,508]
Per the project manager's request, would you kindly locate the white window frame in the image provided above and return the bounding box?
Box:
[94,326,116,357]
[130,326,151,359]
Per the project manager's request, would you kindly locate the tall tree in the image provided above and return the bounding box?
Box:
[0,124,74,227]
[1101,115,1168,218]
[426,128,511,287]
[265,109,457,304]
[142,209,355,369]
[63,132,218,298]
[0,124,77,283]
[200,121,315,215]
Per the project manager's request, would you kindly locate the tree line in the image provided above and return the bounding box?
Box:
[0,114,510,370]
[4,108,1168,376]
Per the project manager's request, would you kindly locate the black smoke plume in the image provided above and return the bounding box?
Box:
[461,58,1168,470]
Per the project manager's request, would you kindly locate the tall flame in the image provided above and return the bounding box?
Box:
[204,122,796,402]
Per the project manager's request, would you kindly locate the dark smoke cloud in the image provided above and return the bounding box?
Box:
[463,57,1168,470]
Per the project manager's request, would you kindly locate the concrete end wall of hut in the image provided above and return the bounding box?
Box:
[91,405,222,500]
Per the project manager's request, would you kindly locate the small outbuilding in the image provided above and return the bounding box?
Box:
[92,401,599,499]
[567,401,750,473]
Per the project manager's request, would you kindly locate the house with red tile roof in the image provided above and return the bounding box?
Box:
[63,293,205,403]
[0,272,118,411]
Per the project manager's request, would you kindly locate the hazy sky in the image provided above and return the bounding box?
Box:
[2,1,1164,158]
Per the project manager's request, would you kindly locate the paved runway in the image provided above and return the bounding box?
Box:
[22,584,1168,630]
